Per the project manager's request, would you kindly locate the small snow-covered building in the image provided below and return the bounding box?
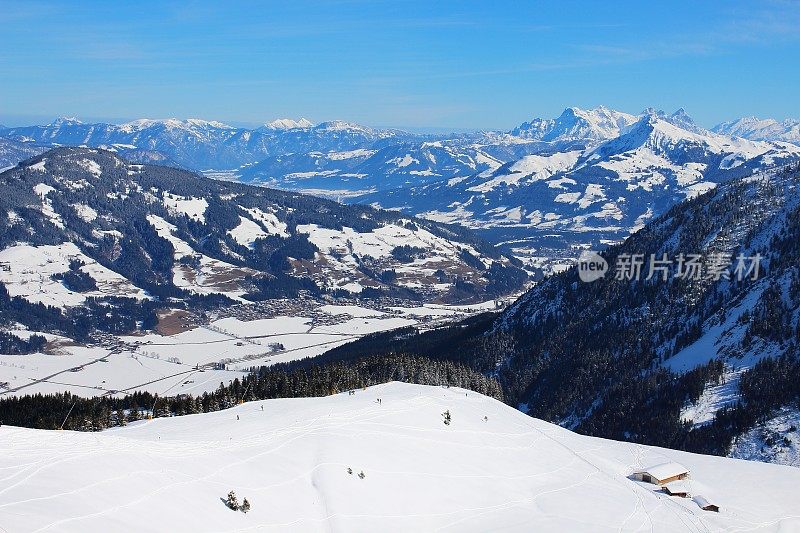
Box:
[693,495,720,512]
[632,462,690,485]
[663,480,690,498]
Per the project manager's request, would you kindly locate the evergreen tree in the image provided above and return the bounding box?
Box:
[226,491,239,511]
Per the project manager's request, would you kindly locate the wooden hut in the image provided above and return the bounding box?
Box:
[663,481,690,498]
[631,462,690,485]
[693,495,720,512]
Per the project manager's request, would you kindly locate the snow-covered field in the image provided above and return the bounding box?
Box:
[0,243,148,307]
[0,303,485,398]
[1,382,799,532]
[0,343,246,398]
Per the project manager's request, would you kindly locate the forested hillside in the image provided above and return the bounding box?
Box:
[320,163,800,462]
[0,148,526,341]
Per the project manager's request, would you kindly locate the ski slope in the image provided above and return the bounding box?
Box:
[1,382,799,532]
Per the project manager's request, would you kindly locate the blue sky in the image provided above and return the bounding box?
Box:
[1,0,799,130]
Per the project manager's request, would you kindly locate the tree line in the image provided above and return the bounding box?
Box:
[0,354,503,431]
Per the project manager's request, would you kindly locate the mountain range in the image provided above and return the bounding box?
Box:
[0,117,410,172]
[3,107,797,193]
[713,116,800,144]
[0,148,527,323]
[3,108,798,274]
[355,109,800,270]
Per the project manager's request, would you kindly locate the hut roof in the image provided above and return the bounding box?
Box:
[693,495,718,510]
[663,481,690,495]
[640,462,689,481]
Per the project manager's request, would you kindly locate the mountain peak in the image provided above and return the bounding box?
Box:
[510,106,638,142]
[617,112,659,139]
[184,118,233,129]
[314,120,373,133]
[637,108,704,134]
[49,116,84,126]
[667,108,703,133]
[546,106,638,142]
[264,118,314,130]
[117,118,232,133]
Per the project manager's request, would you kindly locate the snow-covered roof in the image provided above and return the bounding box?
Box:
[693,495,718,509]
[663,480,690,495]
[639,461,689,481]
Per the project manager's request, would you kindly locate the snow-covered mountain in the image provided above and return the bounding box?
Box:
[263,117,314,129]
[238,141,504,197]
[713,116,800,144]
[0,114,548,197]
[238,107,719,200]
[0,108,715,200]
[657,107,708,134]
[5,109,799,262]
[357,110,800,270]
[0,147,527,313]
[0,117,412,171]
[511,105,638,143]
[3,382,799,532]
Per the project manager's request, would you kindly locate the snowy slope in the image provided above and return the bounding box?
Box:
[0,137,47,169]
[0,243,148,307]
[2,382,799,533]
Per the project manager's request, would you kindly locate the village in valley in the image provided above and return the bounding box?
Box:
[0,294,508,399]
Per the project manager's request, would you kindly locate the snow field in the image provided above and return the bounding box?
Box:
[1,382,799,532]
[1,303,487,398]
[0,243,148,307]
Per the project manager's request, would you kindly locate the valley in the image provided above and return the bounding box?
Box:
[0,297,502,399]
